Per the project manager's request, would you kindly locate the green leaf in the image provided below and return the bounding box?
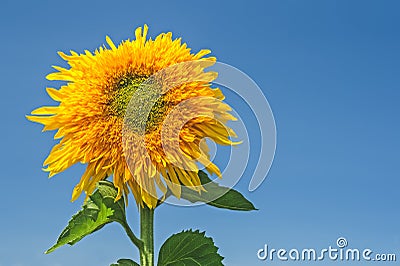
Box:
[180,171,257,211]
[45,181,127,254]
[157,229,224,266]
[110,258,140,266]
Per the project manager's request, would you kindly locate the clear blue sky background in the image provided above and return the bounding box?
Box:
[1,1,399,265]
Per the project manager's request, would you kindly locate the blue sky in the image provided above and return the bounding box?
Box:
[1,0,400,265]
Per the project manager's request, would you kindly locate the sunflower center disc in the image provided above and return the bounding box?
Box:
[111,74,169,134]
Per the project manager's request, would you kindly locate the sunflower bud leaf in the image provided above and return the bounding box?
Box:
[158,229,223,266]
[45,181,127,254]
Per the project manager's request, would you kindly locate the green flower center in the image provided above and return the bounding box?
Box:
[109,75,169,134]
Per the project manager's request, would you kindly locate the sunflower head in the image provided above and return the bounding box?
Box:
[27,25,238,208]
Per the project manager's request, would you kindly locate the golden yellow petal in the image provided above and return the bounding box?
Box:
[105,36,117,51]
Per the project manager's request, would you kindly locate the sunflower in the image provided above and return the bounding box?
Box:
[27,25,237,208]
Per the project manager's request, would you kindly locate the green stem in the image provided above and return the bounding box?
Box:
[123,221,143,251]
[140,205,154,266]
